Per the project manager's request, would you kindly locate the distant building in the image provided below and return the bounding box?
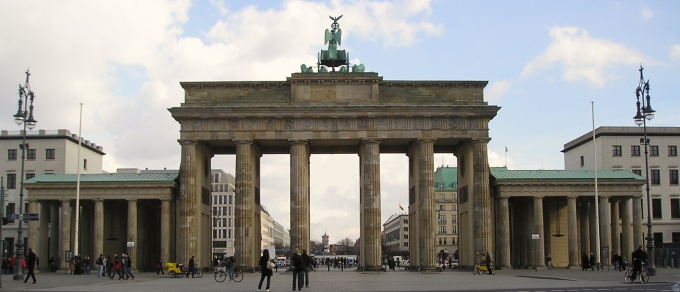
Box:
[209,169,235,257]
[434,166,459,263]
[0,129,104,257]
[382,213,409,257]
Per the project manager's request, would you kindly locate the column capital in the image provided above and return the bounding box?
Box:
[533,195,545,200]
[288,138,309,144]
[361,138,381,144]
[178,139,199,145]
[233,138,253,144]
[471,138,492,144]
[416,138,435,143]
[126,198,138,202]
[93,198,104,202]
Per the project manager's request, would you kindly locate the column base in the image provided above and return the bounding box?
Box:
[362,265,383,272]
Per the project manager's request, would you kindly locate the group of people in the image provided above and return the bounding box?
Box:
[94,252,135,280]
[581,252,597,271]
[255,247,313,292]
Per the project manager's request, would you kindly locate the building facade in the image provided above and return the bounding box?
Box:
[0,129,104,257]
[434,166,459,264]
[210,169,235,258]
[382,213,409,258]
[563,126,680,246]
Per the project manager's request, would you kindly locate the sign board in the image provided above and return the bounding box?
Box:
[531,234,540,240]
[22,213,39,221]
[126,241,135,248]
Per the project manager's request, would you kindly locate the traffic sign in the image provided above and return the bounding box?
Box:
[531,234,539,240]
[22,213,39,221]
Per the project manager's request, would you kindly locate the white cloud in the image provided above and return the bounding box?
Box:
[641,8,654,20]
[521,27,649,86]
[671,45,680,60]
[485,80,511,103]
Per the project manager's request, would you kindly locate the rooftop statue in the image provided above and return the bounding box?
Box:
[318,15,349,71]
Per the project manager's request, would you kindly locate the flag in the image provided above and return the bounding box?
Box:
[399,204,404,211]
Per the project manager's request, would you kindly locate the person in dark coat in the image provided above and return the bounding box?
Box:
[257,249,273,291]
[291,248,304,291]
[589,253,596,271]
[485,252,493,275]
[301,249,311,288]
[186,256,196,278]
[581,253,589,271]
[23,248,37,284]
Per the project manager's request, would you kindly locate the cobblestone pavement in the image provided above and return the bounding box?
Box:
[0,267,678,292]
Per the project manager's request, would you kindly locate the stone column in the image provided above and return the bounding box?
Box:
[49,203,59,265]
[27,200,38,259]
[39,201,50,270]
[178,140,199,264]
[60,199,71,270]
[620,198,632,258]
[472,139,493,255]
[632,197,642,251]
[611,199,620,256]
[161,198,171,266]
[289,139,310,253]
[127,199,138,270]
[599,196,611,267]
[94,199,104,260]
[579,201,590,254]
[567,196,579,268]
[497,196,511,268]
[533,196,545,267]
[359,139,382,271]
[234,139,256,268]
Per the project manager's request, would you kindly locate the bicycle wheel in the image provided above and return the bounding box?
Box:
[473,266,479,275]
[196,269,204,278]
[623,269,632,284]
[169,271,177,278]
[639,269,649,284]
[214,271,227,282]
[233,271,244,282]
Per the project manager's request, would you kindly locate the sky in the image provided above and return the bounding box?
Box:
[1,0,679,244]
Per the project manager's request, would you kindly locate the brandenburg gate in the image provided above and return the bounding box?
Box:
[169,17,500,271]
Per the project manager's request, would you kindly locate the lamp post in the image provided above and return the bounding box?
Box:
[633,65,656,276]
[11,70,37,281]
[212,208,220,259]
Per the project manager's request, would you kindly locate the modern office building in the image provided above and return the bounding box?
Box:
[210,169,236,258]
[382,213,409,257]
[563,126,680,245]
[0,129,104,257]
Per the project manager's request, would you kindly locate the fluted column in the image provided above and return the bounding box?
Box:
[49,203,59,265]
[94,199,104,260]
[534,196,545,267]
[632,197,642,251]
[359,139,382,271]
[579,201,590,254]
[472,139,492,255]
[567,196,579,268]
[127,199,138,270]
[27,200,38,260]
[60,199,71,270]
[599,196,611,267]
[289,139,310,253]
[498,197,511,268]
[620,198,632,258]
[178,140,199,264]
[161,198,171,266]
[234,139,256,269]
[38,201,50,270]
[611,199,620,257]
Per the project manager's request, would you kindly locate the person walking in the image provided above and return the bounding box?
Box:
[186,256,196,278]
[157,257,164,275]
[302,249,311,288]
[291,248,304,291]
[106,255,113,278]
[589,253,596,271]
[546,254,552,270]
[124,253,135,280]
[485,252,493,275]
[257,249,273,292]
[581,253,589,271]
[23,248,37,284]
[96,254,104,277]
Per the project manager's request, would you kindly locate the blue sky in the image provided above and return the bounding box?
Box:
[1,0,679,242]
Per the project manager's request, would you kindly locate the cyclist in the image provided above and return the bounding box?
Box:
[629,245,647,281]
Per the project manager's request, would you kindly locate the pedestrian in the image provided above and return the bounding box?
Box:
[302,249,311,288]
[581,253,589,271]
[23,248,37,284]
[617,253,624,271]
[186,255,196,278]
[589,253,596,271]
[120,253,129,280]
[257,249,273,292]
[224,255,235,281]
[157,256,165,275]
[612,253,619,271]
[546,254,552,270]
[106,255,113,278]
[629,245,647,281]
[124,253,135,280]
[96,254,104,277]
[485,252,493,275]
[291,248,304,291]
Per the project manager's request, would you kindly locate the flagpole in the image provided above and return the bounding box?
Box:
[74,103,83,257]
[592,101,601,269]
[504,146,508,167]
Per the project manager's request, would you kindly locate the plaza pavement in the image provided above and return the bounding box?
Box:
[0,266,679,292]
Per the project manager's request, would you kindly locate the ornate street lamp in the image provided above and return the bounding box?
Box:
[633,65,656,276]
[11,70,37,280]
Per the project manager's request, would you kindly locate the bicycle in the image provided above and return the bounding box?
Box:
[214,264,243,282]
[472,262,490,275]
[624,262,649,284]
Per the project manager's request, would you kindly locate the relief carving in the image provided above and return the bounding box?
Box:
[284,119,294,130]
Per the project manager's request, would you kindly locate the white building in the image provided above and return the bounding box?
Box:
[563,126,680,245]
[210,169,236,257]
[0,129,104,257]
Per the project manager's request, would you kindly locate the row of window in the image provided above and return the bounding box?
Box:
[437,237,457,245]
[438,226,458,234]
[631,169,679,185]
[652,198,680,219]
[437,214,458,224]
[4,173,38,189]
[7,148,56,160]
[612,145,678,157]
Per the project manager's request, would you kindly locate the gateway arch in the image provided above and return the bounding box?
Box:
[169,72,500,271]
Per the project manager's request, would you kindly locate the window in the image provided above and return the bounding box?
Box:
[654,233,663,248]
[8,149,17,160]
[451,194,457,202]
[438,205,445,211]
[403,219,408,224]
[580,155,584,167]
[438,238,442,245]
[671,198,680,219]
[213,173,219,183]
[452,215,457,223]
[403,234,408,239]
[650,145,659,156]
[452,237,457,245]
[6,174,16,189]
[673,232,680,243]
[46,149,55,160]
[452,225,457,234]
[27,149,36,160]
[403,242,408,247]
[451,204,456,211]
[631,145,640,156]
[403,227,409,232]
[652,198,662,219]
[670,146,678,157]
[444,238,447,245]
[438,226,446,234]
[26,173,35,180]
[651,169,660,185]
[632,169,642,176]
[438,194,445,201]
[83,159,88,170]
[6,203,15,217]
[438,214,446,224]
[612,145,622,156]
[670,170,679,185]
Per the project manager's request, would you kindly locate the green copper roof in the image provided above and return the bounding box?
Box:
[434,166,457,191]
[490,168,644,181]
[25,173,179,184]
